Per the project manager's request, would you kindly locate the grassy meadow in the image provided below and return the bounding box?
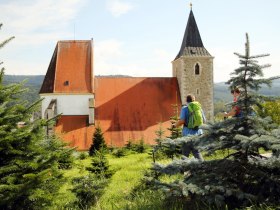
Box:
[55,150,166,210]
[49,145,274,210]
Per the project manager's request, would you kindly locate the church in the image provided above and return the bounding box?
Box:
[39,8,214,150]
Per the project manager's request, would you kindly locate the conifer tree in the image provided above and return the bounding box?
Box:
[161,104,182,159]
[167,103,182,139]
[149,34,280,209]
[155,122,165,146]
[0,24,73,210]
[152,123,169,162]
[89,123,107,156]
[87,149,113,178]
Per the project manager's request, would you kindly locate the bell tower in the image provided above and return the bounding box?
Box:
[172,5,214,120]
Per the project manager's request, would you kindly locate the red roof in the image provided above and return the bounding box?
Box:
[40,40,93,94]
[95,77,181,146]
[55,77,181,149]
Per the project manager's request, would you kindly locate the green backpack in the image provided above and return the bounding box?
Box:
[187,101,203,129]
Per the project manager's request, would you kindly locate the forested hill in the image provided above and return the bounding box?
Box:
[3,75,280,103]
[3,75,44,103]
[214,79,280,102]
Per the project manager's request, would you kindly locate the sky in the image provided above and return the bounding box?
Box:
[0,0,279,83]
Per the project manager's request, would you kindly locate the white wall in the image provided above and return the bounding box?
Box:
[40,94,94,118]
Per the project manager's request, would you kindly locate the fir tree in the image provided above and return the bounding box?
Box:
[161,104,182,160]
[167,103,182,139]
[86,149,113,179]
[155,122,165,146]
[152,123,168,162]
[0,25,73,209]
[89,123,107,156]
[149,34,280,209]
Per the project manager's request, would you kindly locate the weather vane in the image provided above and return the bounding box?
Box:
[190,2,192,10]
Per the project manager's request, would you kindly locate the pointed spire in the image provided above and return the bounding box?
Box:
[174,7,211,60]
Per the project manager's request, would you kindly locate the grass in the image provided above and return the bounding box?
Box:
[52,155,92,209]
[53,151,154,209]
[95,152,152,209]
[52,147,274,209]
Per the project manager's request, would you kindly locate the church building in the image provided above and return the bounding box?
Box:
[39,8,214,150]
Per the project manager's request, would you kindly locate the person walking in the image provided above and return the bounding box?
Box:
[174,94,206,160]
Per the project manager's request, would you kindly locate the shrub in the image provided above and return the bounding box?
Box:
[112,147,127,158]
[71,175,108,209]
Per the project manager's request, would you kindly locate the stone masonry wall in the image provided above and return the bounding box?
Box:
[172,56,214,121]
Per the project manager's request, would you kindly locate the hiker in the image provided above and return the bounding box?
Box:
[174,94,206,160]
[224,88,242,118]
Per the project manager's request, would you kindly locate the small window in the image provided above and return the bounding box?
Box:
[195,63,200,75]
[64,81,69,86]
[196,88,200,95]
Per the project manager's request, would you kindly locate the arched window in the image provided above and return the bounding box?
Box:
[195,63,200,75]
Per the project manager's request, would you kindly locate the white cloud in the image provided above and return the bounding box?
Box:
[211,43,280,83]
[3,58,45,75]
[95,43,173,77]
[95,39,124,58]
[94,39,124,75]
[0,0,87,44]
[106,0,135,17]
[211,47,239,83]
[0,0,88,74]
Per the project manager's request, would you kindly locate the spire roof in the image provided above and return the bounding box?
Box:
[174,9,211,60]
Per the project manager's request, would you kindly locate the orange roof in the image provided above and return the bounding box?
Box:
[95,77,181,147]
[40,40,93,94]
[55,77,181,149]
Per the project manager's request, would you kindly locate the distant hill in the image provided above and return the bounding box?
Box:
[3,75,44,103]
[214,79,280,102]
[3,75,45,85]
[3,75,280,104]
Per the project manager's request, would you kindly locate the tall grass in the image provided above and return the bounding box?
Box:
[95,153,152,209]
[51,148,274,209]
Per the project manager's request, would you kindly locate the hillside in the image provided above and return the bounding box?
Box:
[3,75,44,103]
[3,75,280,104]
[214,79,280,102]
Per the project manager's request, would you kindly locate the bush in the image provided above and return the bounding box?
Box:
[71,175,108,209]
[112,147,127,158]
[125,139,147,153]
[79,152,88,160]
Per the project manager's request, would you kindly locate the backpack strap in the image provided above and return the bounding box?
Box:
[183,105,189,127]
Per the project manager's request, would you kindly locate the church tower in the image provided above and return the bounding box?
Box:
[172,6,214,120]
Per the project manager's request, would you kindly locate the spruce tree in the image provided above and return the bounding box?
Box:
[167,103,182,139]
[161,104,182,159]
[152,123,169,162]
[0,24,73,209]
[89,124,107,156]
[149,34,280,209]
[86,149,113,179]
[155,122,165,146]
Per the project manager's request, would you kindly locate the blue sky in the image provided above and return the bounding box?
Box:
[0,0,279,82]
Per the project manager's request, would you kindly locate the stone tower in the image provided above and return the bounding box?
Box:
[172,8,214,120]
